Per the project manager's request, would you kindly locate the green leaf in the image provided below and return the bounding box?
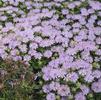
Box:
[0,1,3,7]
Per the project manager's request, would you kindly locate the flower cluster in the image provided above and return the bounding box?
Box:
[0,0,101,100]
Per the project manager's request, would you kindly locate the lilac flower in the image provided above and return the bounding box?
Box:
[13,56,22,61]
[62,9,69,15]
[80,85,89,95]
[74,36,83,42]
[10,49,19,56]
[43,85,50,93]
[75,92,86,100]
[84,74,94,83]
[91,81,101,93]
[88,32,96,41]
[23,55,31,62]
[29,43,38,50]
[68,3,76,9]
[78,69,92,76]
[96,49,101,56]
[89,1,101,10]
[49,81,60,91]
[92,70,101,79]
[96,37,101,44]
[97,20,101,26]
[44,50,52,58]
[74,1,81,6]
[57,85,70,96]
[88,8,95,14]
[72,28,80,33]
[68,72,79,83]
[98,78,101,82]
[19,44,27,53]
[42,67,51,81]
[34,52,42,59]
[66,48,77,55]
[46,93,56,100]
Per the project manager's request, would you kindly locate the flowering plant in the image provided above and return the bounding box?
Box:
[0,0,101,100]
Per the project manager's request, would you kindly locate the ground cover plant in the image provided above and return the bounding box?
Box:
[0,0,101,100]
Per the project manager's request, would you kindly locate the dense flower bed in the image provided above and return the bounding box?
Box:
[0,0,101,100]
